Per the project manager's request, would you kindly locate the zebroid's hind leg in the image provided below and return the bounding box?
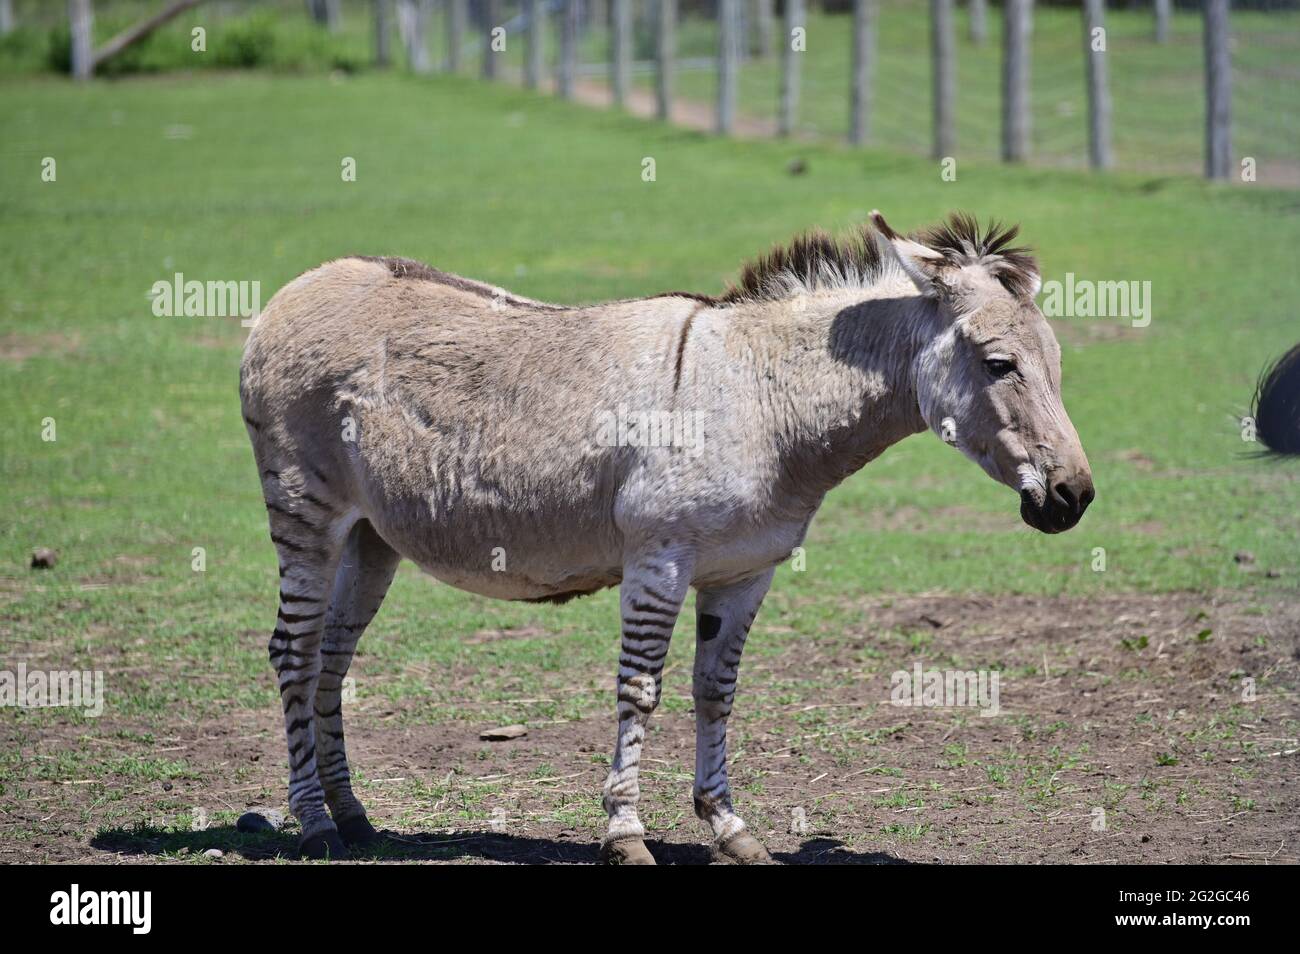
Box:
[315,519,401,848]
[260,465,350,860]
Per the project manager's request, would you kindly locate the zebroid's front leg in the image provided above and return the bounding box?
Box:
[693,569,776,864]
[600,546,694,865]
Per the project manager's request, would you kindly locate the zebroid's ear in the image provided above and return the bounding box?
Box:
[870,210,947,299]
[991,260,1041,299]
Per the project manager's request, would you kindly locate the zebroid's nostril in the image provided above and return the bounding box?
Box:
[1051,481,1077,514]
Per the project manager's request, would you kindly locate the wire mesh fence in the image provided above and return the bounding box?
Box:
[4,0,1296,185]
[1234,4,1300,185]
[414,0,1299,185]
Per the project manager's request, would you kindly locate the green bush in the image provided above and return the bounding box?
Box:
[45,22,70,75]
[329,50,363,74]
[0,24,38,58]
[213,14,277,69]
[23,6,368,78]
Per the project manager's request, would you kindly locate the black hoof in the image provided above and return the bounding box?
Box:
[336,813,380,848]
[299,829,350,861]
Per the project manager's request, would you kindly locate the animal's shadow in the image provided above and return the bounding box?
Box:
[91,826,912,865]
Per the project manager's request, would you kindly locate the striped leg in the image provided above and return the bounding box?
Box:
[264,479,348,860]
[600,546,694,865]
[314,519,400,848]
[693,569,775,864]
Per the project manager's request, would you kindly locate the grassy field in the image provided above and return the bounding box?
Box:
[1,68,1297,862]
[3,1,1298,182]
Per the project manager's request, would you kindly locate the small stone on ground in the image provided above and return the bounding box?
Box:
[236,809,283,833]
[480,724,528,741]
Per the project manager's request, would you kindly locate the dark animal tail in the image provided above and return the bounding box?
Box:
[1252,343,1300,456]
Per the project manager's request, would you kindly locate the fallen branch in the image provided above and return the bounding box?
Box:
[92,0,208,72]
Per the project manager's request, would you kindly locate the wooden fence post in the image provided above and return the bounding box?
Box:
[306,0,327,26]
[525,0,543,89]
[612,0,631,108]
[969,0,986,46]
[308,0,341,31]
[373,0,391,67]
[1154,0,1171,44]
[1204,0,1232,180]
[483,0,500,79]
[1001,0,1031,162]
[717,0,739,134]
[656,0,676,121]
[1083,0,1111,170]
[752,0,773,57]
[446,0,465,73]
[931,0,955,160]
[69,0,94,80]
[849,0,876,146]
[779,0,802,136]
[406,0,431,73]
[558,0,578,100]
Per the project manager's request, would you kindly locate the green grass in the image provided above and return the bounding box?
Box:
[0,68,1297,725]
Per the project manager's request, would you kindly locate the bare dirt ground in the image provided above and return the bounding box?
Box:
[571,77,779,138]
[3,590,1297,865]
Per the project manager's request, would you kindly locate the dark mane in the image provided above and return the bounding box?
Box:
[717,226,885,304]
[915,212,1039,299]
[676,213,1039,306]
